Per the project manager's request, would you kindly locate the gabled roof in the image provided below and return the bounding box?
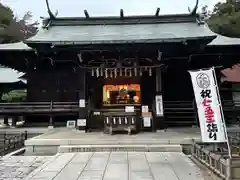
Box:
[25,0,215,46]
[208,35,240,46]
[0,42,32,51]
[25,22,216,45]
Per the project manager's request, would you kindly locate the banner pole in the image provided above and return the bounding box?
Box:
[212,67,232,158]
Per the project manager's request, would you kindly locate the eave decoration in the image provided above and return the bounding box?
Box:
[190,0,199,15]
[45,0,56,19]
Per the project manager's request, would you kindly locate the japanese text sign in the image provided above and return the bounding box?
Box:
[189,68,227,143]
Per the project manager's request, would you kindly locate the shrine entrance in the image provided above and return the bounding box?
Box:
[87,67,157,133]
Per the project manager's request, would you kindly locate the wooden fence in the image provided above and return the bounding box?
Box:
[0,102,79,115]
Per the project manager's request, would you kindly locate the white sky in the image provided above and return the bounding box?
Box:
[1,0,225,21]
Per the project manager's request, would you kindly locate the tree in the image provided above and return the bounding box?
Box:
[0,3,38,43]
[207,0,240,37]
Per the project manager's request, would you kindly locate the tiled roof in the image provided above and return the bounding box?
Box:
[26,22,215,45]
[208,35,240,46]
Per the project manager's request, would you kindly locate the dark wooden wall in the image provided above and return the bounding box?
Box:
[27,69,84,102]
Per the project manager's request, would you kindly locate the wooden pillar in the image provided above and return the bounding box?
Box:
[48,101,54,128]
[193,100,199,127]
[154,67,165,130]
[11,116,17,127]
[78,68,87,131]
[48,116,54,128]
[3,116,9,126]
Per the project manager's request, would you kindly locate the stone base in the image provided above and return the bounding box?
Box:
[58,144,182,153]
[1,124,9,128]
[24,129,201,155]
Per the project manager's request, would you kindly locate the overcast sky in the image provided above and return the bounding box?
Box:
[1,0,224,21]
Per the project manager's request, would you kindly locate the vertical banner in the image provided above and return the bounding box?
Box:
[155,95,164,117]
[189,68,227,143]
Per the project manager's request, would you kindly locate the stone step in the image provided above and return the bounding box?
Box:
[58,144,182,153]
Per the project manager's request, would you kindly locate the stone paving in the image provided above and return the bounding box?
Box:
[25,152,205,180]
[0,155,52,180]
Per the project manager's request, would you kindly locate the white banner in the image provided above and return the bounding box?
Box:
[189,68,227,143]
[156,95,164,117]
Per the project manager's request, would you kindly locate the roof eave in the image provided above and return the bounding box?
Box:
[25,36,216,48]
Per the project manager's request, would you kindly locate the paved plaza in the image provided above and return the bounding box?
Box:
[0,155,51,180]
[24,152,205,180]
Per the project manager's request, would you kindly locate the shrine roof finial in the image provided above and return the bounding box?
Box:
[190,0,199,15]
[45,0,56,19]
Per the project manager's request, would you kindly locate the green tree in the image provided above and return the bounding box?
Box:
[207,0,240,37]
[0,3,38,43]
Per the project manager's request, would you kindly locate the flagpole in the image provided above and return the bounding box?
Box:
[212,67,232,158]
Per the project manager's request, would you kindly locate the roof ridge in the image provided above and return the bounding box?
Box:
[43,13,198,28]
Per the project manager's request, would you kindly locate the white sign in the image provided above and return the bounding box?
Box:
[155,95,164,116]
[142,106,149,113]
[125,106,134,112]
[79,99,85,108]
[93,112,100,115]
[143,117,151,127]
[189,68,227,143]
[66,120,76,128]
[77,119,86,126]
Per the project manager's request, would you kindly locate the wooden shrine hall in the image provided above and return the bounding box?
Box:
[0,0,240,133]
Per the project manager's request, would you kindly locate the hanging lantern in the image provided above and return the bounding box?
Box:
[105,69,108,78]
[91,68,94,76]
[114,68,117,78]
[149,68,152,76]
[100,68,103,76]
[129,68,132,77]
[96,68,99,77]
[110,69,113,78]
[139,68,143,76]
[134,67,137,76]
[120,68,123,76]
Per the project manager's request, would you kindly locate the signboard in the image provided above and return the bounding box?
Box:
[155,95,164,117]
[143,117,151,127]
[77,119,86,127]
[125,106,134,112]
[66,120,76,128]
[79,99,85,108]
[189,68,227,143]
